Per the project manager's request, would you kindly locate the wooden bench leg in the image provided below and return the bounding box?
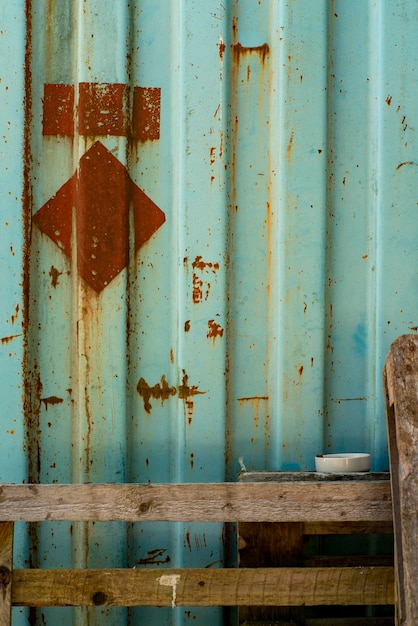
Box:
[0,522,13,626]
[238,521,304,624]
[384,334,418,626]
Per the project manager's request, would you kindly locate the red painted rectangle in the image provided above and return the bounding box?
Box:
[43,84,75,136]
[78,83,128,136]
[132,87,161,141]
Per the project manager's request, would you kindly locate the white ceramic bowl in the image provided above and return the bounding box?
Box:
[315,453,370,473]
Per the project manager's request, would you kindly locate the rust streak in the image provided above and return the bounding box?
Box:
[192,256,220,273]
[237,396,269,402]
[49,266,62,288]
[136,376,177,414]
[40,396,64,411]
[396,161,418,170]
[178,372,206,400]
[11,304,20,325]
[1,333,23,345]
[286,131,294,162]
[137,548,170,566]
[332,397,367,403]
[232,42,270,64]
[207,320,224,341]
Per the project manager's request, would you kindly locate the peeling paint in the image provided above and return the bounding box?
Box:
[157,573,181,609]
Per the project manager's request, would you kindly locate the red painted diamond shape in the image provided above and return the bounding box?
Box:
[33,141,165,292]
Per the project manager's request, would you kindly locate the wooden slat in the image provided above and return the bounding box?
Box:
[304,555,394,567]
[0,482,392,522]
[242,620,394,626]
[11,567,394,607]
[306,617,394,626]
[303,520,393,534]
[384,334,418,626]
[0,523,13,626]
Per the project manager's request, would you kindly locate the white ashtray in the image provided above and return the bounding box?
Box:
[315,453,370,473]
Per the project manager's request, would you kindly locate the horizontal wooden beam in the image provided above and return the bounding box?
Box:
[11,567,394,607]
[0,482,392,522]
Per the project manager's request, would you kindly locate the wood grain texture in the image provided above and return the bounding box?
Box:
[0,482,392,522]
[11,567,394,607]
[239,522,304,623]
[384,334,418,625]
[242,620,394,626]
[0,523,13,626]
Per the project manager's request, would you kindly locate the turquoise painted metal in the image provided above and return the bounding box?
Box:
[1,0,418,624]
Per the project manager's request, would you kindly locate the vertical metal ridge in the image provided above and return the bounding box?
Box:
[275,0,328,469]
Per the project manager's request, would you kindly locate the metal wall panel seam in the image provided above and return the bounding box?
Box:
[0,2,29,624]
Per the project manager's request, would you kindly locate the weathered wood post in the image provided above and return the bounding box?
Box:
[384,334,418,626]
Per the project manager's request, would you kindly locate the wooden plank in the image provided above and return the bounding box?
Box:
[238,523,304,623]
[305,617,394,626]
[303,521,393,535]
[11,567,394,607]
[0,523,13,626]
[304,555,393,568]
[0,482,392,522]
[242,620,394,626]
[384,334,418,625]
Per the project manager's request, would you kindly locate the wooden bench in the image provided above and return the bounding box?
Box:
[0,478,394,625]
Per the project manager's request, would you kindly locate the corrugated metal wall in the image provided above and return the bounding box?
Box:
[2,0,418,624]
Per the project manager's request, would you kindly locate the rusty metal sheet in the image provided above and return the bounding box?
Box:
[1,0,418,624]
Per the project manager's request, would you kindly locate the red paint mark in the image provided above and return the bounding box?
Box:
[43,84,75,136]
[41,396,64,410]
[207,319,224,341]
[132,87,161,141]
[33,141,165,292]
[78,83,127,136]
[42,83,161,139]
